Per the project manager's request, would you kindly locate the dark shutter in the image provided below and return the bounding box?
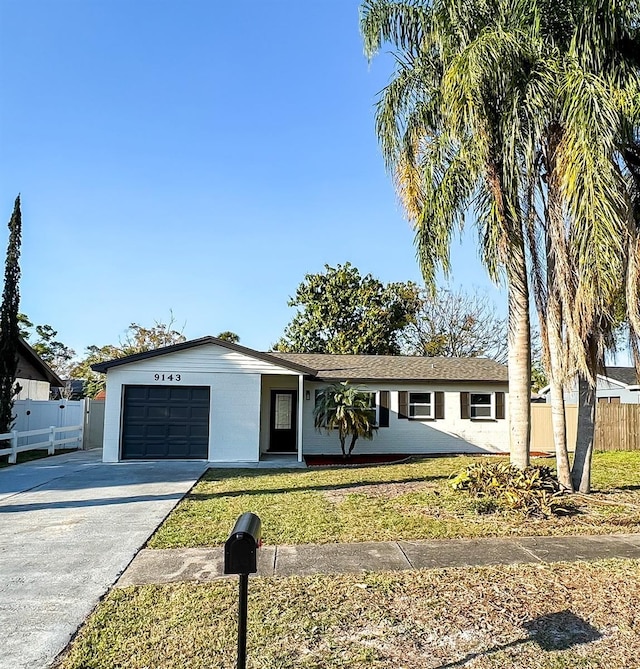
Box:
[398,391,408,419]
[379,391,390,427]
[460,392,470,419]
[435,391,445,419]
[495,391,505,419]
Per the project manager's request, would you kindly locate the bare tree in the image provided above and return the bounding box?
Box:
[400,287,508,363]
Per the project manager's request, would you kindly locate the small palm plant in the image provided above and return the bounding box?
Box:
[313,382,376,458]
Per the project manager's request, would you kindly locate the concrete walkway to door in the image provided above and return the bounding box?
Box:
[0,449,208,669]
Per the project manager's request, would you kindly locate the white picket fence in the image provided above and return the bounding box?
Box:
[0,424,84,463]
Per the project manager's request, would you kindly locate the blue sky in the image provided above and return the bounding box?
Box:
[0,0,503,357]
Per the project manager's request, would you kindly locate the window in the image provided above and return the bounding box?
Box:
[399,391,444,419]
[470,393,492,419]
[460,391,505,420]
[314,389,380,427]
[409,392,432,419]
[363,392,378,426]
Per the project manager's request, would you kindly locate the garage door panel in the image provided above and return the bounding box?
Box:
[122,385,210,460]
[191,407,210,420]
[148,386,172,401]
[169,387,191,401]
[190,424,209,438]
[125,387,149,401]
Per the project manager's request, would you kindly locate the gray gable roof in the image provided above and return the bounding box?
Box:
[602,366,638,386]
[91,336,508,383]
[268,352,508,383]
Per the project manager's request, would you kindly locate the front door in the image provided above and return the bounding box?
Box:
[269,390,297,452]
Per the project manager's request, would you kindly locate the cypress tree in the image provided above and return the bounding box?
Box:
[0,196,22,434]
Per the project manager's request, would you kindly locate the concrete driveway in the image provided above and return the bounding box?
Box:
[0,449,208,669]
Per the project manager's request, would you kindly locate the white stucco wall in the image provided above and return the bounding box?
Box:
[300,381,510,456]
[101,343,299,462]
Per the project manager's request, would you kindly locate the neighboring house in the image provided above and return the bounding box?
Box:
[92,336,509,464]
[539,367,640,405]
[15,338,64,400]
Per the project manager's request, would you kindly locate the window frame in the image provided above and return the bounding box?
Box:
[408,392,433,420]
[469,392,494,420]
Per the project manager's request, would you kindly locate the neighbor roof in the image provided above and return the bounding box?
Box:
[601,366,638,386]
[17,338,64,387]
[91,336,508,383]
[267,352,508,383]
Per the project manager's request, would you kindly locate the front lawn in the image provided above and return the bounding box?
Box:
[57,559,640,668]
[149,452,640,549]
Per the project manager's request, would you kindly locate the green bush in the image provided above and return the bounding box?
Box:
[451,461,575,518]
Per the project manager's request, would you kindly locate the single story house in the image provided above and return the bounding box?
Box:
[539,366,640,405]
[92,336,509,463]
[15,338,64,400]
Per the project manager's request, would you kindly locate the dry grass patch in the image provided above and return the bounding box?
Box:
[57,559,640,669]
[149,452,640,549]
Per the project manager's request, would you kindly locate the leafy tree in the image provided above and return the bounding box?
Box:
[313,382,375,457]
[217,331,240,343]
[71,317,187,398]
[400,287,508,362]
[19,317,76,378]
[0,196,22,434]
[274,263,420,354]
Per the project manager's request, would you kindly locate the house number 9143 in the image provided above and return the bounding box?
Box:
[154,374,181,381]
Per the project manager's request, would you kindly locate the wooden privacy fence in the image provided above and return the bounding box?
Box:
[0,424,84,464]
[594,404,640,451]
[531,403,640,452]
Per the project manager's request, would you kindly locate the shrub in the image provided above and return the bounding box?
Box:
[451,461,576,518]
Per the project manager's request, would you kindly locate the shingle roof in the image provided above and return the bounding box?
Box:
[602,366,639,386]
[91,335,508,383]
[268,352,508,383]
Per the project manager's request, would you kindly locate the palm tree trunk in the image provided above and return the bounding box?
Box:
[506,239,531,470]
[339,431,347,458]
[347,434,358,456]
[572,374,595,493]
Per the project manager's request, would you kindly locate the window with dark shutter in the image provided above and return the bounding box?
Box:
[398,391,408,419]
[460,392,470,419]
[379,390,390,427]
[435,391,445,419]
[496,391,505,419]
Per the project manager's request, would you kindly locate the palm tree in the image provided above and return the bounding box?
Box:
[361,0,542,468]
[313,382,376,457]
[532,0,640,492]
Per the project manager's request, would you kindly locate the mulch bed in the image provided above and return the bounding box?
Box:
[304,454,415,467]
[304,451,555,467]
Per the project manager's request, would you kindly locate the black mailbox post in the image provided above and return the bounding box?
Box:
[224,512,262,669]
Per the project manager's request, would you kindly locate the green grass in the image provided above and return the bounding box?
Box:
[149,452,640,549]
[0,447,78,468]
[56,559,640,669]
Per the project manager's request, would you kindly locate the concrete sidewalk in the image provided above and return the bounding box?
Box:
[0,449,208,669]
[117,532,640,587]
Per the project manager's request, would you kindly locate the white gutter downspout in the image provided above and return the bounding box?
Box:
[298,374,304,462]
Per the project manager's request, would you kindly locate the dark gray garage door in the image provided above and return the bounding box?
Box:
[121,385,210,459]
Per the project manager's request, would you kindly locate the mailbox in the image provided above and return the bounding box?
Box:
[224,512,262,575]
